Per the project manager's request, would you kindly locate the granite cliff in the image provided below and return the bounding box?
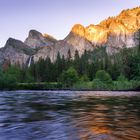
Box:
[0,7,140,66]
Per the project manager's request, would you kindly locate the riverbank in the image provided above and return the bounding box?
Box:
[0,80,140,91]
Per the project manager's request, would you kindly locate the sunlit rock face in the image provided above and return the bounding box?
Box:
[43,34,57,43]
[100,7,140,52]
[85,24,109,45]
[64,25,94,56]
[104,8,140,53]
[29,7,140,61]
[100,7,140,33]
[71,24,85,37]
[24,30,57,49]
[66,7,140,52]
[69,24,108,47]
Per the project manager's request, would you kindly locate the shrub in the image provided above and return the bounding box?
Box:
[80,74,89,82]
[73,81,92,89]
[95,70,112,84]
[113,81,132,90]
[92,70,113,90]
[117,74,128,82]
[92,79,112,90]
[59,67,79,87]
[0,69,17,89]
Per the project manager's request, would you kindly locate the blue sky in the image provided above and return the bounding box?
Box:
[0,0,139,47]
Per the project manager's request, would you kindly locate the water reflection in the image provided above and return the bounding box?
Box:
[0,91,140,140]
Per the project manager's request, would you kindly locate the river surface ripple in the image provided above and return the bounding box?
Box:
[0,91,140,140]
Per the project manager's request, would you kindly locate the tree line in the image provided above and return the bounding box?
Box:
[0,46,140,90]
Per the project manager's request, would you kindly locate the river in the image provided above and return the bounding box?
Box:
[0,91,140,140]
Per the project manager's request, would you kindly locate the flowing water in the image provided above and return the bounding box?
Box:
[0,91,140,140]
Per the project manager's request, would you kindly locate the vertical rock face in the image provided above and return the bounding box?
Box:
[63,24,94,56]
[106,30,140,54]
[33,46,52,62]
[56,7,140,56]
[0,38,33,66]
[85,24,109,45]
[100,7,140,52]
[0,7,140,65]
[83,7,139,47]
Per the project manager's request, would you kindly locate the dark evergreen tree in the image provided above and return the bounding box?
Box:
[55,52,63,78]
[45,57,54,82]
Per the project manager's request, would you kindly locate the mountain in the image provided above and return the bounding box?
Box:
[0,38,34,66]
[64,7,140,54]
[0,30,57,66]
[24,30,57,49]
[0,7,140,66]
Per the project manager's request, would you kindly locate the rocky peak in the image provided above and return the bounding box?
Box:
[63,24,93,56]
[28,30,43,39]
[68,7,140,49]
[100,7,140,33]
[4,38,34,55]
[43,33,57,43]
[63,6,140,55]
[71,24,85,37]
[0,38,34,66]
[24,29,56,49]
[5,38,28,49]
[119,7,140,17]
[67,24,109,46]
[5,38,20,47]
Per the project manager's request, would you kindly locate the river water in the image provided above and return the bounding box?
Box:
[0,91,140,140]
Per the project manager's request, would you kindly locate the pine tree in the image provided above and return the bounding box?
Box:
[55,52,63,78]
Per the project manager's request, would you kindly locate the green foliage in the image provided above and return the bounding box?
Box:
[80,74,89,82]
[92,70,113,90]
[92,79,111,90]
[24,69,34,83]
[17,82,62,90]
[113,80,140,90]
[73,82,92,89]
[0,45,139,90]
[5,65,21,82]
[129,53,140,80]
[0,68,17,89]
[95,70,112,84]
[117,74,128,82]
[59,67,79,87]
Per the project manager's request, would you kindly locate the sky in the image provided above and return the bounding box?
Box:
[0,0,139,47]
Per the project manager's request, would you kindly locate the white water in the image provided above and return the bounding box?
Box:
[28,56,32,67]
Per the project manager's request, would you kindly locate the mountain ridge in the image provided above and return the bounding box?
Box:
[0,6,140,66]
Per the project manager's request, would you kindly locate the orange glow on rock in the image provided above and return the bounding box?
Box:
[71,7,140,46]
[71,24,85,37]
